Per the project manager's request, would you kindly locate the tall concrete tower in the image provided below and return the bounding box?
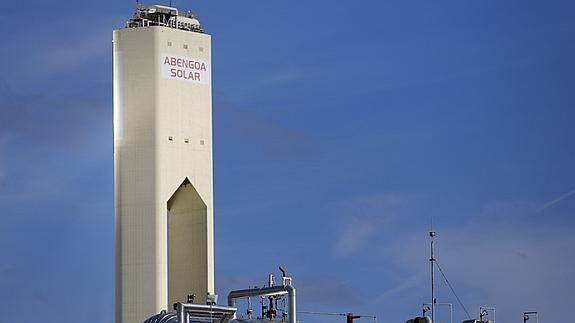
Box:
[113,5,214,323]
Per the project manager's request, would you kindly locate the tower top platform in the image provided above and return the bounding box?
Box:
[125,4,204,33]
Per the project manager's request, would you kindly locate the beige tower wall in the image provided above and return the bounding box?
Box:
[113,26,214,323]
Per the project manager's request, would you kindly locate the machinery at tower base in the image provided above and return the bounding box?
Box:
[143,269,297,323]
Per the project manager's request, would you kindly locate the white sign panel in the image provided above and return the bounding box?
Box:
[161,54,210,85]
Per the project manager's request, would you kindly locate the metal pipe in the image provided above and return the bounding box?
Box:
[228,286,288,307]
[177,303,185,323]
[269,273,274,287]
[430,231,436,323]
[228,284,297,323]
[288,285,296,323]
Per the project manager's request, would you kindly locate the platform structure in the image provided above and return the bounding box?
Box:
[113,4,214,323]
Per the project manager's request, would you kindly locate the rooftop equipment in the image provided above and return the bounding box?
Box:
[126,4,204,32]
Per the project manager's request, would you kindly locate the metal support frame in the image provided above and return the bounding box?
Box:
[228,284,297,323]
[523,311,538,323]
[424,302,452,323]
[479,306,495,323]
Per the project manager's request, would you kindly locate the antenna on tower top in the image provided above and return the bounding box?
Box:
[429,226,436,323]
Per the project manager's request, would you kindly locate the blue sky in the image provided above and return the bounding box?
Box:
[1,1,574,322]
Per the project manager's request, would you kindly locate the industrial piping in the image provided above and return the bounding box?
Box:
[151,4,179,15]
[176,303,236,323]
[227,284,297,323]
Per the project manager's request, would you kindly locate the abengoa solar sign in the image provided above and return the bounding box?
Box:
[161,54,210,84]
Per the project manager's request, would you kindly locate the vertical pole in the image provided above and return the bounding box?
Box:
[177,303,185,323]
[288,286,297,323]
[430,231,436,323]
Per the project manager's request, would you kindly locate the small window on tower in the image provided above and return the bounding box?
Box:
[184,138,189,143]
[200,140,205,145]
[183,44,188,49]
[168,136,173,141]
[199,47,204,52]
[167,41,172,46]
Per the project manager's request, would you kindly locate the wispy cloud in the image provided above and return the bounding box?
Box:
[371,269,428,304]
[469,199,536,223]
[382,216,575,323]
[297,276,362,308]
[0,79,111,205]
[1,15,120,83]
[332,192,408,257]
[334,218,379,257]
[537,188,575,212]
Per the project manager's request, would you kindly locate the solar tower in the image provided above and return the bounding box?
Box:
[113,5,214,323]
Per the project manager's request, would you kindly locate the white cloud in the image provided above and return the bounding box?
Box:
[381,220,575,322]
[1,14,122,83]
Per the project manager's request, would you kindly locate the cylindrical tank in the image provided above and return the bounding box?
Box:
[143,312,177,323]
[143,312,275,323]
